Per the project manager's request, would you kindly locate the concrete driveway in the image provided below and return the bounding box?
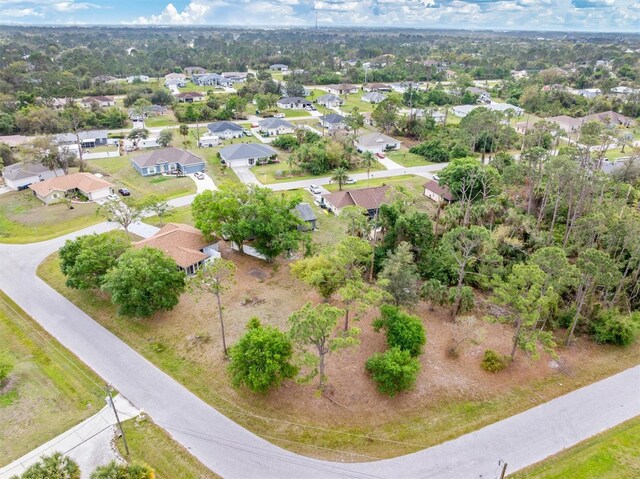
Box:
[187,172,217,194]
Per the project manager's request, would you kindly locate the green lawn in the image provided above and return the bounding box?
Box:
[89,155,196,200]
[276,108,311,118]
[341,94,375,114]
[511,417,640,479]
[0,292,104,465]
[324,174,425,193]
[604,147,631,161]
[146,205,193,228]
[0,190,102,244]
[144,111,178,128]
[386,150,433,168]
[89,145,119,153]
[251,158,386,185]
[116,418,219,479]
[177,82,211,94]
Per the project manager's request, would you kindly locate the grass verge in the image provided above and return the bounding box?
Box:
[116,418,219,479]
[0,291,104,465]
[511,416,640,479]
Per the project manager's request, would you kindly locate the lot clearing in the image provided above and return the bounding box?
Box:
[37,239,640,462]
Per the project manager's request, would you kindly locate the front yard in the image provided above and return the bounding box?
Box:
[386,150,433,168]
[0,292,104,465]
[0,190,102,244]
[144,111,178,128]
[89,155,196,200]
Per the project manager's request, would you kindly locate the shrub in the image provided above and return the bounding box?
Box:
[481,349,510,373]
[373,305,426,357]
[365,347,420,397]
[591,310,639,346]
[228,318,297,393]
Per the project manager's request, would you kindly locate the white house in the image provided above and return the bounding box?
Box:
[126,75,150,83]
[276,97,311,109]
[325,84,359,95]
[207,121,245,139]
[81,96,115,108]
[576,88,602,99]
[316,94,344,108]
[452,104,478,117]
[219,143,277,167]
[165,72,187,82]
[258,118,295,136]
[2,162,65,191]
[361,92,387,104]
[319,114,347,130]
[356,132,401,154]
[270,64,289,72]
[423,180,456,204]
[198,134,220,148]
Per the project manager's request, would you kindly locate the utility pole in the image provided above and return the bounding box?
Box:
[106,384,129,456]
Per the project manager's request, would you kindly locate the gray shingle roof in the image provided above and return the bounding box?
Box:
[259,118,294,130]
[131,148,204,169]
[317,94,342,103]
[362,92,387,103]
[55,129,108,143]
[207,121,244,134]
[277,97,310,105]
[320,113,346,124]
[2,162,53,181]
[219,143,277,162]
[292,203,317,222]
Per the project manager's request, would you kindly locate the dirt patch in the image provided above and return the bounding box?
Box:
[0,375,17,396]
[248,268,269,281]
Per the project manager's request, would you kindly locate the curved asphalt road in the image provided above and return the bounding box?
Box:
[1,165,639,477]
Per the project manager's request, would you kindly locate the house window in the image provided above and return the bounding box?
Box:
[248,158,255,166]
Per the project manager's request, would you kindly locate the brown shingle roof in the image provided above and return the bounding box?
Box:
[175,92,204,99]
[28,173,114,197]
[323,185,389,211]
[424,180,455,202]
[134,223,210,268]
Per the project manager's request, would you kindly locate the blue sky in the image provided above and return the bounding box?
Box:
[1,0,639,32]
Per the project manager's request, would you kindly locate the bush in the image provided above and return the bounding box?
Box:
[228,318,297,393]
[365,347,420,397]
[591,310,639,346]
[481,349,510,373]
[91,460,153,479]
[373,305,426,357]
[0,352,14,385]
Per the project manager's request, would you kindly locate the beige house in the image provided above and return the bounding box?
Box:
[134,223,220,276]
[423,180,456,203]
[28,173,114,204]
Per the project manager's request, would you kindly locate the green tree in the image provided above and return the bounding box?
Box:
[331,167,350,191]
[340,206,369,237]
[365,347,420,397]
[190,259,236,355]
[291,254,344,301]
[345,107,364,140]
[102,247,186,317]
[16,452,80,479]
[143,196,173,226]
[372,98,400,135]
[97,197,145,233]
[192,187,251,251]
[441,226,492,316]
[420,279,451,311]
[288,303,358,389]
[228,318,297,393]
[373,305,426,357]
[377,242,420,307]
[59,232,131,290]
[360,150,376,182]
[90,461,154,479]
[178,123,190,148]
[157,129,173,147]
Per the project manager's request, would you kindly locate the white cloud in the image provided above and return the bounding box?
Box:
[2,6,42,16]
[53,2,99,11]
[132,2,211,25]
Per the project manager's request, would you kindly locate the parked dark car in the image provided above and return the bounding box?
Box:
[118,188,131,196]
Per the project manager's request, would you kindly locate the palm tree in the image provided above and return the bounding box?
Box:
[361,151,375,183]
[331,167,350,191]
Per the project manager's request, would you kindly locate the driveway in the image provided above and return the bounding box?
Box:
[232,166,261,185]
[187,173,217,194]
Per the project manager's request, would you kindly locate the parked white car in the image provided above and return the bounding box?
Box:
[309,184,322,195]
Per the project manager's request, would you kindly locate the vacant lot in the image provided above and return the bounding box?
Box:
[38,243,640,462]
[387,150,432,168]
[89,155,195,200]
[323,174,425,193]
[0,292,104,465]
[512,416,640,479]
[0,190,102,244]
[144,111,178,128]
[116,418,219,479]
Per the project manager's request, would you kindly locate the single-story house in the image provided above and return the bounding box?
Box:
[316,94,344,108]
[319,113,347,130]
[582,110,634,128]
[134,223,220,276]
[28,172,114,204]
[486,102,524,116]
[321,185,389,217]
[466,87,491,103]
[165,78,186,88]
[277,97,312,109]
[93,75,117,84]
[185,67,206,76]
[81,96,115,108]
[207,121,244,139]
[192,73,228,87]
[165,72,187,82]
[198,134,220,148]
[2,161,65,191]
[611,86,638,96]
[423,180,456,204]
[363,83,392,92]
[325,84,359,95]
[270,64,289,71]
[356,132,401,154]
[258,118,295,136]
[546,115,583,135]
[126,75,150,83]
[55,130,108,148]
[361,92,387,104]
[219,143,277,167]
[363,112,375,126]
[175,92,204,103]
[128,104,168,121]
[291,203,317,231]
[576,88,601,99]
[0,135,30,149]
[511,70,528,80]
[131,147,205,176]
[390,82,420,93]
